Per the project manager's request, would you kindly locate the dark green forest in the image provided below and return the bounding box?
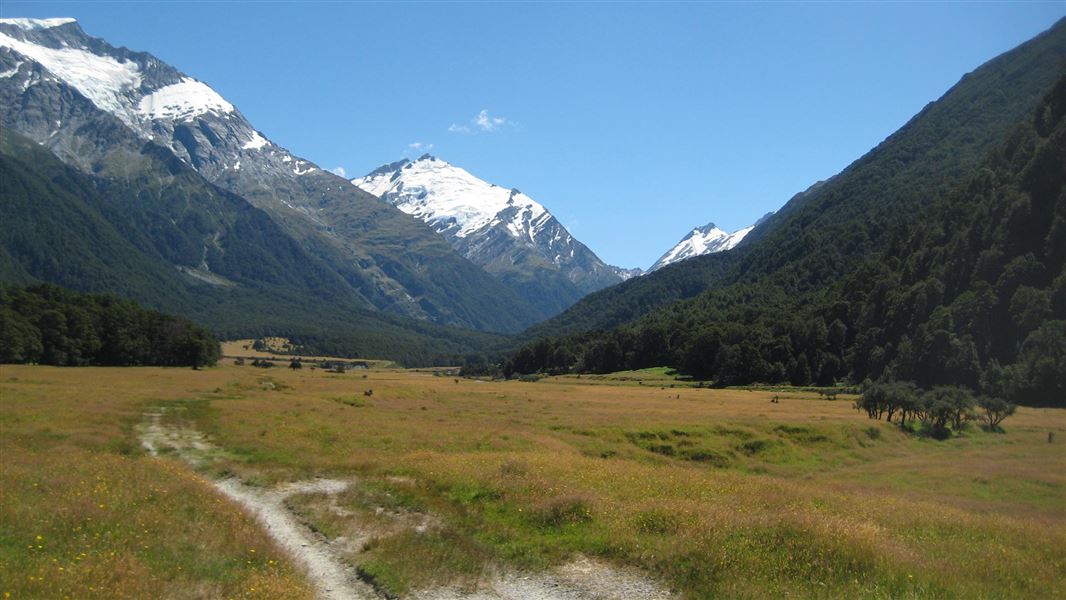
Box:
[0,284,220,367]
[505,65,1066,407]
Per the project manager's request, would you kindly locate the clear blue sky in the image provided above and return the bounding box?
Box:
[4,2,1065,269]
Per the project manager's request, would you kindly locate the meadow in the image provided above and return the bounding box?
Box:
[1,362,1064,599]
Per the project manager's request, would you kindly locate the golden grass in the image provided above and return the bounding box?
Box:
[0,365,313,599]
[3,363,1065,598]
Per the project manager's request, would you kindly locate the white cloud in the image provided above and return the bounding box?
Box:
[408,141,434,152]
[475,109,508,132]
[448,108,511,134]
[328,166,347,178]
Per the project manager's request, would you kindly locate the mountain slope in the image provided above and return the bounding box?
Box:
[649,214,771,272]
[0,130,196,306]
[353,155,622,318]
[520,17,1066,344]
[510,68,1066,405]
[0,17,538,333]
[0,127,507,365]
[507,23,1066,406]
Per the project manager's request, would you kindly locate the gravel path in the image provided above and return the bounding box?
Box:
[139,410,375,600]
[412,556,673,600]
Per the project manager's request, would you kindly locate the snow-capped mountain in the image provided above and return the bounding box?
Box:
[355,155,552,243]
[354,156,622,317]
[649,213,773,272]
[0,18,284,173]
[0,17,540,332]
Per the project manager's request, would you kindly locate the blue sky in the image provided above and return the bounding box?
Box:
[4,2,1065,269]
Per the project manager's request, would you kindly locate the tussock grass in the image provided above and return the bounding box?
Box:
[3,363,1065,598]
[0,366,313,599]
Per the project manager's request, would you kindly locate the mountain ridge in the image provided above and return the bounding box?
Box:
[0,16,542,333]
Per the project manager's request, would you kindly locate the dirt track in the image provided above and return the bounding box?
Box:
[138,410,673,600]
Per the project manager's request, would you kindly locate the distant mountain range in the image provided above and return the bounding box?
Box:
[0,17,588,364]
[352,154,769,289]
[0,17,694,346]
[8,12,1058,391]
[353,155,622,318]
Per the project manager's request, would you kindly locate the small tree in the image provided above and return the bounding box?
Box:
[978,396,1017,430]
[857,381,919,425]
[857,383,888,420]
[919,387,974,437]
[289,358,302,370]
[893,383,921,428]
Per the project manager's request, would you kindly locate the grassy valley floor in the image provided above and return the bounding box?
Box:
[1,364,1064,598]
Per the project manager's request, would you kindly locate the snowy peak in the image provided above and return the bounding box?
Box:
[353,155,549,240]
[0,23,142,124]
[0,16,547,333]
[0,18,77,31]
[0,17,341,186]
[611,266,645,281]
[353,155,623,314]
[649,218,763,272]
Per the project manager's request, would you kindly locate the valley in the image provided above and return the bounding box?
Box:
[2,6,1065,599]
[2,363,1063,599]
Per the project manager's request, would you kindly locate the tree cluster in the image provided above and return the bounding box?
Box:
[0,284,220,367]
[857,382,1016,436]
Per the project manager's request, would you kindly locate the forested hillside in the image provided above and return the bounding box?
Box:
[508,51,1066,407]
[523,19,1066,345]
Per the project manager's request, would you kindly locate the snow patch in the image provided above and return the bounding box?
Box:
[242,130,269,150]
[0,60,22,78]
[0,30,141,122]
[137,77,234,121]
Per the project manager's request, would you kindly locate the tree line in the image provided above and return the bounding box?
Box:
[0,284,220,367]
[856,382,1016,437]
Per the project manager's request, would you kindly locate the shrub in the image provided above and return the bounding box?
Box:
[530,495,594,527]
